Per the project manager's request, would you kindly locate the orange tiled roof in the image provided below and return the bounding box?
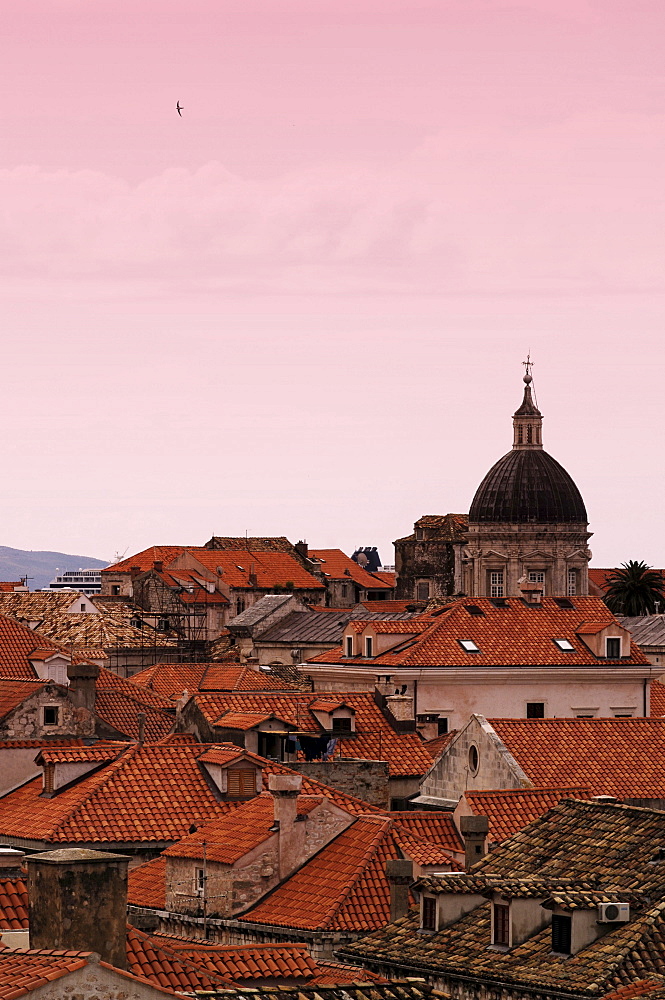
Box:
[94,667,174,741]
[163,793,323,864]
[603,982,665,1000]
[0,614,69,680]
[0,741,380,848]
[395,831,456,867]
[242,816,420,933]
[0,680,49,720]
[652,680,665,717]
[309,596,649,668]
[309,550,390,591]
[370,572,396,588]
[489,718,665,799]
[0,950,89,999]
[191,549,324,591]
[0,877,27,929]
[192,692,435,776]
[131,662,291,698]
[422,730,458,759]
[128,857,167,909]
[157,569,230,605]
[104,546,191,574]
[0,583,22,593]
[140,934,325,984]
[361,601,424,613]
[389,811,463,854]
[462,786,593,843]
[589,568,665,598]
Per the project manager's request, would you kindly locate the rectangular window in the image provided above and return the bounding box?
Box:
[365,636,373,658]
[567,570,577,596]
[493,903,510,946]
[490,571,504,598]
[195,868,205,895]
[43,706,59,726]
[345,635,353,657]
[341,583,348,598]
[606,637,621,658]
[422,896,437,931]
[236,600,245,616]
[227,768,256,798]
[551,914,572,954]
[554,638,575,652]
[333,717,352,733]
[417,581,430,601]
[459,639,481,653]
[437,717,449,735]
[111,585,120,596]
[526,702,545,719]
[528,571,545,584]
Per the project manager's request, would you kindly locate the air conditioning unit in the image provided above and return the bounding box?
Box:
[597,902,630,923]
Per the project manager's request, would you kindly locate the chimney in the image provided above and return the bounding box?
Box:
[295,540,308,559]
[67,659,100,712]
[386,859,413,921]
[460,814,489,869]
[153,560,163,573]
[130,565,141,579]
[0,847,25,877]
[268,773,304,879]
[27,847,130,969]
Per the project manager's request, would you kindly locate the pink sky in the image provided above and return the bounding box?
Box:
[2,0,664,567]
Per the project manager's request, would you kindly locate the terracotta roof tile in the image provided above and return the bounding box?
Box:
[0,878,28,929]
[389,811,463,854]
[128,857,167,909]
[309,551,391,591]
[651,680,665,717]
[0,680,49,720]
[489,718,665,799]
[309,596,648,668]
[132,662,291,699]
[191,549,324,591]
[462,786,593,843]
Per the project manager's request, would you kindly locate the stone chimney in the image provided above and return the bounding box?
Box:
[295,540,309,559]
[153,560,163,573]
[386,859,413,921]
[0,847,25,877]
[385,693,415,723]
[67,659,100,712]
[268,773,305,879]
[27,847,130,969]
[460,814,489,869]
[130,565,141,579]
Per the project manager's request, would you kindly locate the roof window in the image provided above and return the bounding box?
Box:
[464,605,485,616]
[459,640,481,653]
[554,598,575,609]
[553,638,575,652]
[490,598,509,609]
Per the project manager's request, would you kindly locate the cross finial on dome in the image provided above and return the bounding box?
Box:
[522,353,533,384]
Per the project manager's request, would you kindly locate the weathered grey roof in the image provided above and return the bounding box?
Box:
[228,595,294,628]
[619,616,665,648]
[257,609,419,646]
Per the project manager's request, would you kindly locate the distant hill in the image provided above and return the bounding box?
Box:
[0,546,108,591]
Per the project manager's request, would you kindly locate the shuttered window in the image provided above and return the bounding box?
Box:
[227,768,256,798]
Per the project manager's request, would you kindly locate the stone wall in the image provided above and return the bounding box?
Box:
[288,759,390,808]
[395,536,461,601]
[419,716,529,806]
[1,685,95,740]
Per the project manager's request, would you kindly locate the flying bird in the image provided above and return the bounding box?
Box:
[176,101,183,116]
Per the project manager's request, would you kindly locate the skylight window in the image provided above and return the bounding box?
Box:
[553,638,575,652]
[464,605,485,616]
[459,639,481,653]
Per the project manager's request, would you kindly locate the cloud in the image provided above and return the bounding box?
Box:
[2,110,665,297]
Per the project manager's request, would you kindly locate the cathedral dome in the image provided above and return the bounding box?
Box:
[469,371,588,525]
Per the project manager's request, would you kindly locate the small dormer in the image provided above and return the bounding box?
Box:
[198,747,263,800]
[310,699,356,734]
[543,891,631,956]
[65,595,100,615]
[416,873,486,932]
[489,889,551,950]
[29,650,71,687]
[576,621,631,659]
[37,747,121,797]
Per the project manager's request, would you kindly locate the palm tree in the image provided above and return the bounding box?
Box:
[603,561,665,616]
